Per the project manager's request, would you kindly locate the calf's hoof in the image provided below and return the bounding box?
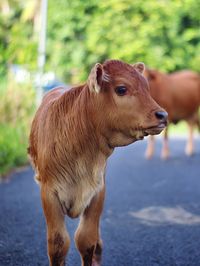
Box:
[161,150,169,160]
[145,150,154,160]
[185,146,194,157]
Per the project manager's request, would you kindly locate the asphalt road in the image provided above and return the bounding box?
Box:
[0,138,200,266]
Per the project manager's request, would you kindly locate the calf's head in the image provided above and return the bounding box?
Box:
[87,60,167,147]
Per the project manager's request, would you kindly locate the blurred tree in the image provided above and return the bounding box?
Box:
[46,0,98,83]
[0,0,38,77]
[46,0,200,82]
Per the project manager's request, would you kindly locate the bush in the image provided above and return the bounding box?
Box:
[0,78,35,178]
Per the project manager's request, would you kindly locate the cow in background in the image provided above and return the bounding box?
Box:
[145,69,200,159]
[28,60,167,266]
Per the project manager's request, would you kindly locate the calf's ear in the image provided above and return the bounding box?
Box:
[148,70,157,80]
[132,62,145,75]
[87,63,105,93]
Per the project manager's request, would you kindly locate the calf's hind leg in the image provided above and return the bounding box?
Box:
[185,121,194,156]
[145,135,155,159]
[75,184,105,266]
[161,127,170,160]
[41,185,70,266]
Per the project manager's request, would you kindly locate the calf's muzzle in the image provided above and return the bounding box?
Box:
[155,111,168,125]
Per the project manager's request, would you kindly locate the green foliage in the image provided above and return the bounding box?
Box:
[0,0,37,78]
[0,124,28,175]
[46,0,200,82]
[7,22,37,70]
[0,79,35,177]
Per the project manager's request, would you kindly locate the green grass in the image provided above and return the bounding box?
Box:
[0,124,28,175]
[0,77,35,178]
[0,77,8,93]
[169,121,199,136]
[169,122,188,136]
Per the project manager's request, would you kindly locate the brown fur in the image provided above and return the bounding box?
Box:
[145,69,200,159]
[28,59,167,265]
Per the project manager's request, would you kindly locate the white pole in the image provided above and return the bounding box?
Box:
[36,0,48,106]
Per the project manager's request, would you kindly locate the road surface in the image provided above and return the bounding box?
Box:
[0,138,200,266]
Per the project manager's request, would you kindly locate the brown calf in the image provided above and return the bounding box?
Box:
[145,69,200,159]
[28,60,167,266]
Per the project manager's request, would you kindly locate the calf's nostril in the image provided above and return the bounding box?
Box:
[155,111,168,121]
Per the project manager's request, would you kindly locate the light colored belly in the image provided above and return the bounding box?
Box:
[55,174,104,218]
[52,160,105,218]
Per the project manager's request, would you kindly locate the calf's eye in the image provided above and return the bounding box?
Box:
[115,86,127,96]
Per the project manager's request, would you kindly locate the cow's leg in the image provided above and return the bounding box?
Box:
[185,122,194,156]
[161,128,170,159]
[75,183,105,266]
[145,135,155,159]
[41,185,70,266]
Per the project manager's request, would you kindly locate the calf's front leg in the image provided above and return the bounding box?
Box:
[41,185,70,266]
[75,183,105,266]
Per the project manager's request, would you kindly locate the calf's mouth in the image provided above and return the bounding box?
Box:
[143,121,167,135]
[130,121,167,140]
